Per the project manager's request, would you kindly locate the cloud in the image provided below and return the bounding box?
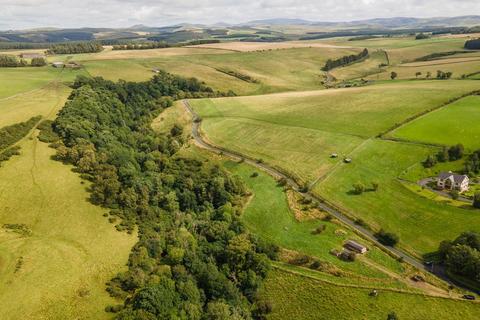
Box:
[0,0,479,29]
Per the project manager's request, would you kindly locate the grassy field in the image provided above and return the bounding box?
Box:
[191,80,480,182]
[330,50,389,80]
[223,159,408,281]
[327,35,470,64]
[0,67,70,99]
[392,96,480,150]
[262,268,480,320]
[78,46,360,95]
[313,139,480,256]
[0,136,136,319]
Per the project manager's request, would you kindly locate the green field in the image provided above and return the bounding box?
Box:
[392,96,480,150]
[191,80,480,182]
[313,139,480,256]
[0,136,136,319]
[78,46,360,95]
[262,268,479,320]
[0,67,68,99]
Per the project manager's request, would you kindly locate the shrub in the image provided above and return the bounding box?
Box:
[352,183,366,195]
[473,192,480,209]
[375,229,399,246]
[251,172,259,178]
[312,224,326,235]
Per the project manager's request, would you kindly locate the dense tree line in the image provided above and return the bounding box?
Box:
[112,40,220,51]
[414,51,468,62]
[0,55,48,68]
[423,144,464,168]
[47,72,275,319]
[322,49,369,71]
[0,116,41,150]
[439,232,480,283]
[415,33,431,40]
[465,39,480,50]
[47,42,103,54]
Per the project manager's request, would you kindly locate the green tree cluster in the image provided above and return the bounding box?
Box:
[322,48,369,71]
[49,72,275,319]
[439,232,480,283]
[47,41,103,54]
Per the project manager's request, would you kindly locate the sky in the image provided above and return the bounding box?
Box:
[1,0,480,30]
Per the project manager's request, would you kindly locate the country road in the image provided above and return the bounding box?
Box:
[182,99,471,292]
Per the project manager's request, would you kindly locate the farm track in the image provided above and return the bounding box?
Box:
[182,99,472,293]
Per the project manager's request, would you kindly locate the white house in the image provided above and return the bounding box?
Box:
[437,172,469,192]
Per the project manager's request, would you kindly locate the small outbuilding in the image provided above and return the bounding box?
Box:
[330,153,338,158]
[52,62,64,68]
[343,240,368,254]
[344,158,352,163]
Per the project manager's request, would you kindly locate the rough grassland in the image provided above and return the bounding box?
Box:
[330,50,389,80]
[314,139,480,256]
[189,41,354,52]
[221,160,420,289]
[0,82,71,128]
[263,269,480,320]
[0,137,136,319]
[327,36,468,64]
[82,47,360,95]
[392,96,480,149]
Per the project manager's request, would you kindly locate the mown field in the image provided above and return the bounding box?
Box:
[392,95,480,150]
[191,80,480,182]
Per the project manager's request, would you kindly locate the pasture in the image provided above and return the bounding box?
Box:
[392,96,480,150]
[313,139,480,256]
[191,80,480,182]
[79,46,360,95]
[0,136,136,319]
[263,268,480,320]
[0,67,66,99]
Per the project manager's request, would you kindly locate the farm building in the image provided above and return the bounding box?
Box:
[437,172,469,192]
[330,153,338,158]
[343,240,367,254]
[52,62,64,68]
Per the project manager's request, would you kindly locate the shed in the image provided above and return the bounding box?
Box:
[344,158,352,163]
[330,153,338,158]
[343,240,367,254]
[52,62,64,68]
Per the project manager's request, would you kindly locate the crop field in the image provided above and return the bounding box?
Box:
[191,80,480,182]
[189,40,354,52]
[0,135,136,319]
[263,268,479,320]
[392,96,480,150]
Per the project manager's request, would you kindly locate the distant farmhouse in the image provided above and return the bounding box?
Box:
[52,61,64,68]
[437,172,469,192]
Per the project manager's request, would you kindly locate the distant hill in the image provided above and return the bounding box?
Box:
[244,15,480,29]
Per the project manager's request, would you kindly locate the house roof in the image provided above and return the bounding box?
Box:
[437,172,469,184]
[344,240,367,251]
